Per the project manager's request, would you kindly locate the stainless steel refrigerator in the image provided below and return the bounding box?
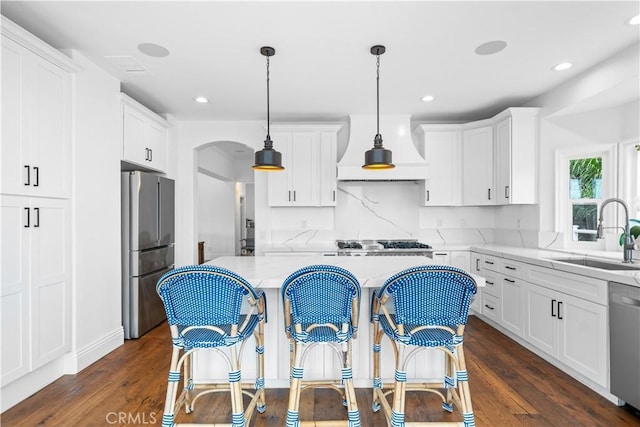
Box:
[121,171,175,339]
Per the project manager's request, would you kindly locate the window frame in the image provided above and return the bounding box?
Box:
[555,144,617,249]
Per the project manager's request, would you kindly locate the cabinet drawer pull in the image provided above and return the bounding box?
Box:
[33,207,40,227]
[558,301,563,319]
[504,278,515,283]
[505,265,516,270]
[475,258,480,271]
[486,280,494,286]
[293,190,296,202]
[148,149,152,161]
[24,207,30,227]
[484,260,494,265]
[484,304,495,310]
[551,299,557,317]
[505,185,510,199]
[426,190,430,202]
[288,190,291,202]
[333,190,336,202]
[24,165,31,186]
[488,188,491,200]
[33,166,39,187]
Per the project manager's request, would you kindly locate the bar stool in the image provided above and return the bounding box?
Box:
[370,265,477,427]
[156,265,267,427]
[281,265,362,426]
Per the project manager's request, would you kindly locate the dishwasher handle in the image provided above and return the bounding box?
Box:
[612,294,640,307]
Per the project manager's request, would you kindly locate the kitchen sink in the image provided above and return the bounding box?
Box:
[549,257,640,271]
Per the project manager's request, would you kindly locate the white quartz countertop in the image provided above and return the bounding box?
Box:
[470,244,640,287]
[206,255,485,289]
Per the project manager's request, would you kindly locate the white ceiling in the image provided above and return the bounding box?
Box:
[2,1,639,123]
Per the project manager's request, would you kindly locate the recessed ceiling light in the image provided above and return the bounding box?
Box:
[137,43,170,58]
[628,14,640,25]
[421,95,435,102]
[553,62,573,71]
[474,40,508,56]
[194,96,209,103]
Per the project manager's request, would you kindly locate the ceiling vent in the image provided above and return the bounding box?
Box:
[104,55,148,74]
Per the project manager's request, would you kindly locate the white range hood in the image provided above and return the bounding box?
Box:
[337,114,429,180]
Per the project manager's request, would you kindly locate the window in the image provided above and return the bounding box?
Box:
[556,144,616,248]
[569,157,602,241]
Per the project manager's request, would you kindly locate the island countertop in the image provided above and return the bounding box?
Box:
[205,255,485,289]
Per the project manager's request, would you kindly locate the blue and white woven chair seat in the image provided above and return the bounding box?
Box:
[282,265,362,427]
[176,314,262,349]
[371,265,477,427]
[156,264,267,427]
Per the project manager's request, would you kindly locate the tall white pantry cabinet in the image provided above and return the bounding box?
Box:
[1,18,77,387]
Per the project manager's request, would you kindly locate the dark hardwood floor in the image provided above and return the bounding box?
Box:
[2,316,639,426]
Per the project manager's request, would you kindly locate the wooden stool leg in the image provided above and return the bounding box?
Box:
[390,345,407,427]
[286,341,305,427]
[161,346,182,427]
[255,323,266,413]
[228,345,246,427]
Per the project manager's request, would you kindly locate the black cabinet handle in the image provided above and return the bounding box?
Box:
[24,165,30,186]
[426,190,430,202]
[485,260,494,265]
[293,191,296,202]
[558,301,563,319]
[148,149,152,161]
[475,258,480,271]
[488,188,491,200]
[504,278,515,283]
[484,304,495,310]
[505,185,510,199]
[288,190,291,202]
[24,207,30,227]
[34,207,40,227]
[505,265,516,270]
[551,299,557,317]
[486,280,494,286]
[33,166,39,187]
[332,190,336,202]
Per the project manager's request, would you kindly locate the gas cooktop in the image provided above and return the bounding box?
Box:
[336,239,433,256]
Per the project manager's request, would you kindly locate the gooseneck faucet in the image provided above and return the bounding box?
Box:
[596,198,634,263]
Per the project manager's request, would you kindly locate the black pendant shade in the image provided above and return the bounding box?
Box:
[363,45,394,170]
[253,46,284,171]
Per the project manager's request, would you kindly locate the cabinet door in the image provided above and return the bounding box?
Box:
[267,132,293,206]
[495,117,511,205]
[450,251,470,271]
[146,120,167,172]
[558,293,608,387]
[524,282,559,358]
[462,126,494,205]
[290,132,318,206]
[1,195,31,384]
[422,130,461,205]
[500,276,524,337]
[30,57,71,198]
[122,105,148,166]
[30,198,70,369]
[318,132,337,206]
[1,36,30,196]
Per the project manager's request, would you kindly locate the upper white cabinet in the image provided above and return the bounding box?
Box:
[494,108,539,204]
[417,125,461,206]
[462,124,494,206]
[267,124,342,207]
[121,94,169,173]
[1,30,76,199]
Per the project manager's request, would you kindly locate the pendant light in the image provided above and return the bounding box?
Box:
[363,45,394,170]
[253,46,284,171]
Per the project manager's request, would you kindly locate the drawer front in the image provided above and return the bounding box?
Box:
[527,265,607,306]
[482,270,501,298]
[500,259,525,279]
[482,293,501,321]
[482,254,500,272]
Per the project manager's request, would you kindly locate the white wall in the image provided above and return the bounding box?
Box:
[197,173,236,260]
[68,50,123,370]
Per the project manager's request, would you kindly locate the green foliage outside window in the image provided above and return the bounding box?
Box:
[570,157,602,199]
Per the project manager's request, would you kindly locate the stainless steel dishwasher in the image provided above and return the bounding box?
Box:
[609,282,640,409]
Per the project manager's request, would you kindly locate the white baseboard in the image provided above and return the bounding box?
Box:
[1,358,66,412]
[64,326,124,373]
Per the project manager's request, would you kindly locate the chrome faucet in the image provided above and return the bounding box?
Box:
[596,198,634,263]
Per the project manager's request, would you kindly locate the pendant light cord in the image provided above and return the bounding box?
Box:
[265,54,272,146]
[376,52,380,137]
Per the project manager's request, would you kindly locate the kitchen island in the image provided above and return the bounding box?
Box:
[192,255,484,388]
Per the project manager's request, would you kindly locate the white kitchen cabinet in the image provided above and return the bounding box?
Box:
[267,124,342,207]
[417,125,461,206]
[121,94,169,173]
[499,260,525,338]
[1,18,74,390]
[1,195,71,384]
[494,108,539,204]
[524,281,608,387]
[1,31,75,199]
[431,250,469,271]
[469,252,483,313]
[462,124,494,206]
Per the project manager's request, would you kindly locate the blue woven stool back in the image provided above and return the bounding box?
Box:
[157,265,259,327]
[381,265,477,326]
[282,265,360,326]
